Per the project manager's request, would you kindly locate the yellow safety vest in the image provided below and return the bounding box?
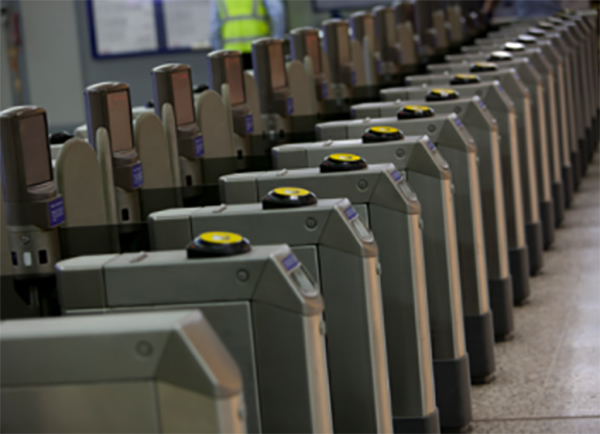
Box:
[217,0,271,53]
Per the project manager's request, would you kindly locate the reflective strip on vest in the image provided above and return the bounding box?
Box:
[218,0,270,53]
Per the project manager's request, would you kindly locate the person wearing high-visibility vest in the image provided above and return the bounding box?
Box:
[210,0,286,67]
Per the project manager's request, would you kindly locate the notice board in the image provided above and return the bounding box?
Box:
[88,0,213,58]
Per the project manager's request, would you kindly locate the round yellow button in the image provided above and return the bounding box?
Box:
[329,153,362,162]
[456,74,478,80]
[403,105,432,112]
[272,187,312,197]
[199,231,243,245]
[369,126,399,134]
[432,88,456,95]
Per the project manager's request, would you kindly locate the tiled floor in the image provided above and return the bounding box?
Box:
[470,152,600,434]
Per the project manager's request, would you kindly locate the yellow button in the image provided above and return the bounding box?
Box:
[475,62,496,68]
[455,74,478,80]
[403,105,432,112]
[199,231,243,245]
[369,126,399,134]
[329,153,362,162]
[272,187,312,197]
[432,88,456,95]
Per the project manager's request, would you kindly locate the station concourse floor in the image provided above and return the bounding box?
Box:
[469,152,600,433]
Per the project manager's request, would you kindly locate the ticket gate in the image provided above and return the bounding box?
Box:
[371,6,403,85]
[149,196,398,433]
[219,158,472,431]
[0,179,39,319]
[379,77,542,278]
[477,26,584,188]
[393,0,423,75]
[313,116,498,367]
[0,106,65,315]
[490,21,588,179]
[56,237,332,434]
[0,310,245,433]
[515,15,598,167]
[445,46,566,229]
[251,37,320,145]
[416,59,556,249]
[322,19,378,106]
[85,82,145,226]
[352,91,531,305]
[289,27,339,119]
[151,63,203,190]
[409,0,451,59]
[462,36,575,206]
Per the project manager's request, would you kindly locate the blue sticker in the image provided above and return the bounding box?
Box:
[391,169,402,182]
[48,197,65,227]
[245,115,254,134]
[454,118,463,127]
[427,140,436,151]
[344,205,358,221]
[282,253,299,272]
[514,73,520,80]
[497,84,505,93]
[478,100,486,110]
[194,135,204,157]
[132,163,144,188]
[286,97,294,115]
[376,59,383,75]
[351,70,357,86]
[321,82,328,99]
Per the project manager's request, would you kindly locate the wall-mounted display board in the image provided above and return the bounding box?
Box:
[88,0,212,58]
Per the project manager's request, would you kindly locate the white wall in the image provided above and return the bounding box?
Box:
[19,0,85,128]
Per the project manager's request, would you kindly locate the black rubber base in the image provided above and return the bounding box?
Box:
[464,310,496,383]
[393,408,441,434]
[509,246,531,305]
[571,149,582,190]
[580,138,588,176]
[488,276,514,341]
[434,355,472,432]
[552,181,565,227]
[540,200,556,250]
[525,221,544,275]
[562,165,574,208]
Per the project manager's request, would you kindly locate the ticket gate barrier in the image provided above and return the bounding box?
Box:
[462,35,575,205]
[252,37,318,146]
[414,60,556,250]
[444,47,566,229]
[1,310,246,433]
[322,19,379,106]
[477,26,585,188]
[0,178,40,319]
[56,237,332,434]
[289,27,343,121]
[219,158,472,431]
[393,0,427,77]
[149,196,400,433]
[312,117,498,373]
[0,106,66,315]
[352,91,531,305]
